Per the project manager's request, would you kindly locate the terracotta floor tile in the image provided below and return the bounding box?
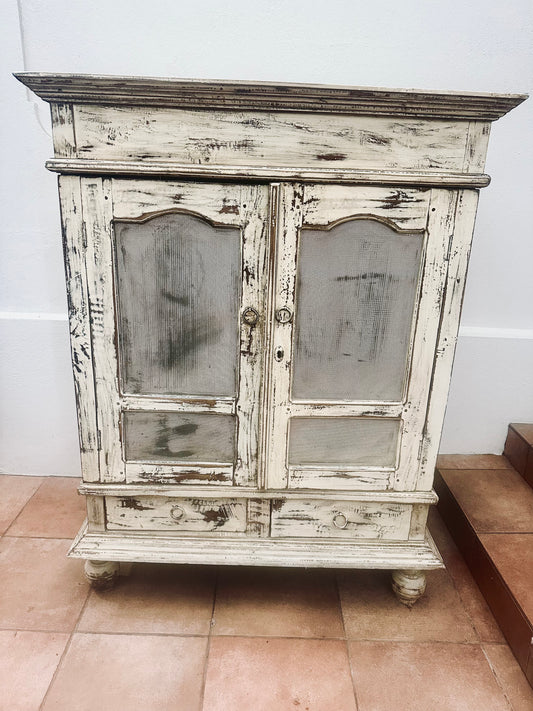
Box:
[78,563,216,635]
[6,476,86,538]
[428,509,505,643]
[0,630,69,711]
[0,474,43,534]
[203,636,356,711]
[439,468,533,532]
[0,537,89,631]
[348,641,510,711]
[483,643,533,711]
[212,566,344,638]
[42,633,207,711]
[436,454,513,470]
[338,567,477,642]
[479,533,533,620]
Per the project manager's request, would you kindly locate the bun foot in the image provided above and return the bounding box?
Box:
[84,560,120,590]
[392,569,426,607]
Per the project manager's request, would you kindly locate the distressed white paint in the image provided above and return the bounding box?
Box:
[81,177,124,483]
[71,105,474,173]
[58,175,99,482]
[78,483,438,504]
[14,72,526,602]
[45,159,491,188]
[106,496,249,533]
[270,499,412,540]
[69,521,443,570]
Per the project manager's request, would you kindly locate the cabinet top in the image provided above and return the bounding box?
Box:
[14,73,526,121]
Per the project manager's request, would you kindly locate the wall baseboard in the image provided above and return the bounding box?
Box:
[1,313,533,340]
[459,326,533,340]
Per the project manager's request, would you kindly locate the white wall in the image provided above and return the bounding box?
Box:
[2,0,532,475]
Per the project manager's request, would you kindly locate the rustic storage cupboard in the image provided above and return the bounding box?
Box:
[16,74,526,604]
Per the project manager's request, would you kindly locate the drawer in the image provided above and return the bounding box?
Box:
[106,496,248,533]
[270,499,412,540]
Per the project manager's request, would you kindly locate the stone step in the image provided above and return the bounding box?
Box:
[434,454,533,688]
[504,423,533,488]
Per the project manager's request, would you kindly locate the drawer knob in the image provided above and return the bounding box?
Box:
[332,512,348,529]
[170,505,185,521]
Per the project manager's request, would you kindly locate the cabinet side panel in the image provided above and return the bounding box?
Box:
[416,189,479,490]
[58,175,99,482]
[81,178,124,482]
[463,122,491,173]
[51,103,76,158]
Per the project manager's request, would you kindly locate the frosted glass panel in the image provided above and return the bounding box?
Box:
[288,417,399,467]
[292,219,423,401]
[124,411,236,463]
[115,213,240,397]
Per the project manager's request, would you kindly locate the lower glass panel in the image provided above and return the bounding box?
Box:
[123,411,236,464]
[288,417,400,467]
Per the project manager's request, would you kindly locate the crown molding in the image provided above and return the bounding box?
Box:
[14,73,527,121]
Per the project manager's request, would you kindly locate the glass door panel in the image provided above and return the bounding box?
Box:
[292,219,424,401]
[115,213,241,398]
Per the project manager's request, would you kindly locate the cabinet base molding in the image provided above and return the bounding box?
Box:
[70,521,443,571]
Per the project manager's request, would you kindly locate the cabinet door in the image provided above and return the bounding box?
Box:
[81,178,270,486]
[265,184,456,492]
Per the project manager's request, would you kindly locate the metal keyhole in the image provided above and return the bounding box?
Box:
[275,347,284,362]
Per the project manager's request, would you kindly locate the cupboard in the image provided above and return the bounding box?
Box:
[16,73,526,603]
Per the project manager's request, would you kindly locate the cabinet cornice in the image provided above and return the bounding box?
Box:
[14,72,527,121]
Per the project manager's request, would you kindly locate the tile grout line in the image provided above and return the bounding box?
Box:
[38,630,74,711]
[336,571,361,711]
[198,566,219,711]
[3,533,82,540]
[38,554,93,711]
[0,624,510,644]
[2,478,47,537]
[480,643,516,711]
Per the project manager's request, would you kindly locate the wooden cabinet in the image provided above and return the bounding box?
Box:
[16,73,525,603]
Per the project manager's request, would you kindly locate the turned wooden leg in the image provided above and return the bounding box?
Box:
[84,560,120,590]
[391,569,426,607]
